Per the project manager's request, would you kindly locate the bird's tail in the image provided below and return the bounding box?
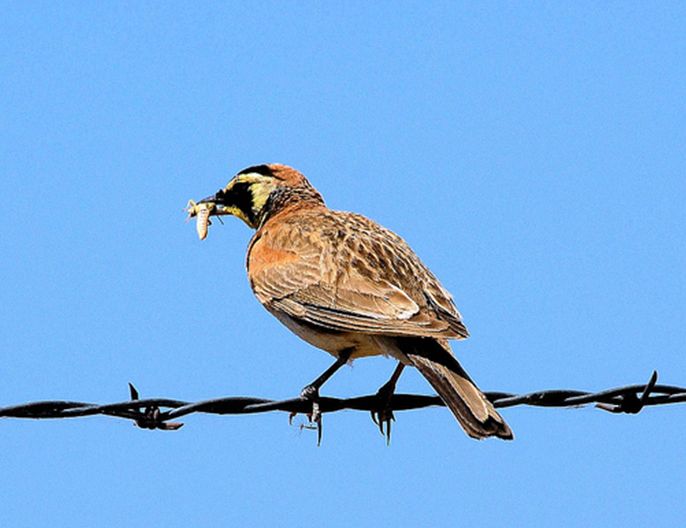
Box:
[400,338,513,440]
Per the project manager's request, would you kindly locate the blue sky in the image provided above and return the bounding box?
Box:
[1,2,685,526]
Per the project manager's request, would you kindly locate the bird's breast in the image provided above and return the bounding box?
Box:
[247,236,299,277]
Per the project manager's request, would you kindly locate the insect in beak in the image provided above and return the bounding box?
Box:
[186,199,215,240]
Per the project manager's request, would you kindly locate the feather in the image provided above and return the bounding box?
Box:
[400,337,513,440]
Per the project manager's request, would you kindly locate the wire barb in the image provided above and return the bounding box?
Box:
[129,383,184,431]
[1,371,684,443]
[595,370,659,414]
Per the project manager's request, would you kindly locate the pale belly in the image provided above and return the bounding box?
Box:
[268,308,408,363]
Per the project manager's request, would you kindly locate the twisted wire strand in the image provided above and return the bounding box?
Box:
[1,371,683,434]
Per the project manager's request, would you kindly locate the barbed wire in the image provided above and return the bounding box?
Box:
[1,371,684,443]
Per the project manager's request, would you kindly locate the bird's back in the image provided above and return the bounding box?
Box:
[247,206,469,340]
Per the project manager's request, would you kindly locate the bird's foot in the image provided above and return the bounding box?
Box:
[370,381,396,444]
[288,384,323,445]
[300,384,322,428]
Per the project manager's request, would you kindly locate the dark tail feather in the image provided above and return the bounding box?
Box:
[401,338,513,440]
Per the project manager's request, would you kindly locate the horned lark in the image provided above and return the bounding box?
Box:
[190,163,512,440]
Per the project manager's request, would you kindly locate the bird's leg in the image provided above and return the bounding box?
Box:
[371,362,406,444]
[292,348,353,443]
[299,352,350,398]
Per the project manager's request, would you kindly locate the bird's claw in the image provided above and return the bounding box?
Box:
[289,384,324,445]
[299,384,322,424]
[370,383,397,444]
[371,407,395,444]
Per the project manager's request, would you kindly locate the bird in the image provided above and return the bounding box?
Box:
[192,163,513,441]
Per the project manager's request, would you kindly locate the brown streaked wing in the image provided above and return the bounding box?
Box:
[248,210,468,339]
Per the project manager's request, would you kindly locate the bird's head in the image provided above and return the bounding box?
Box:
[196,163,324,229]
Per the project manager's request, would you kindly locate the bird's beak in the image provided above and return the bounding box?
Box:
[188,182,257,229]
[197,190,232,216]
